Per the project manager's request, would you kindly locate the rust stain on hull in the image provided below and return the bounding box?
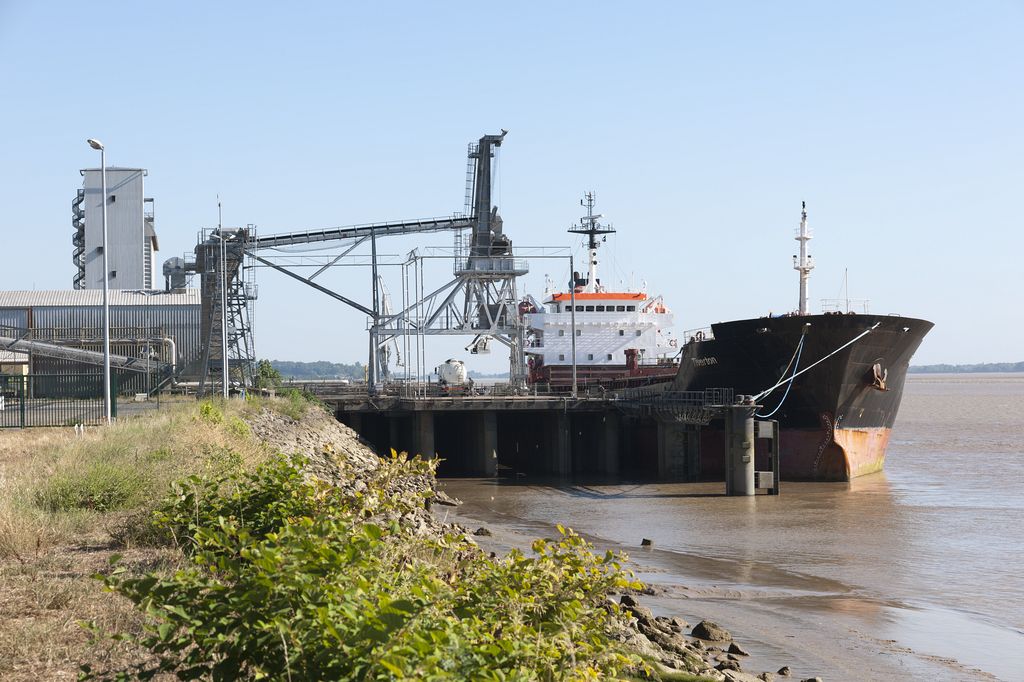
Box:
[833,426,891,479]
[700,424,893,482]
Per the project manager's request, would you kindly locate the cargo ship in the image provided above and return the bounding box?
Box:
[523,193,679,387]
[672,203,932,480]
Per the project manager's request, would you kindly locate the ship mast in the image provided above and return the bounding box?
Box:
[567,192,615,293]
[792,201,814,315]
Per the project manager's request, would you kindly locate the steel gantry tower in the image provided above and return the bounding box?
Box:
[194,225,257,396]
[192,130,528,392]
[374,130,529,384]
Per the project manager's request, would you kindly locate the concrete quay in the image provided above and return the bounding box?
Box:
[319,390,702,480]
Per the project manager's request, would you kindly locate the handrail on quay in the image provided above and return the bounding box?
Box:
[282,378,690,401]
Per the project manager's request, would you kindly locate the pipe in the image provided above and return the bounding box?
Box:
[162,336,177,377]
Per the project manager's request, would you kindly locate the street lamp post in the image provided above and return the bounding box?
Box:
[569,254,577,399]
[86,138,112,423]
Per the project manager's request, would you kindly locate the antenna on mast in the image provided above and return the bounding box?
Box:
[844,267,849,313]
[792,201,814,315]
[567,192,615,293]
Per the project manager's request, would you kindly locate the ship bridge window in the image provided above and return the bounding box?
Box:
[596,305,605,312]
[618,330,625,336]
[627,305,636,312]
[575,305,584,312]
[585,305,595,312]
[616,305,625,312]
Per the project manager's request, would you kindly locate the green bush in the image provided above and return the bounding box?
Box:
[198,400,223,424]
[35,461,149,513]
[273,388,329,421]
[90,453,644,681]
[226,416,250,438]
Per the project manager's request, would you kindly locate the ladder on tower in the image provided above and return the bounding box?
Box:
[464,143,478,216]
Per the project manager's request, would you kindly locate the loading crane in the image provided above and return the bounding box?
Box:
[186,130,528,394]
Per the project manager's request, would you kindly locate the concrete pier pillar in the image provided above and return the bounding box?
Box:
[597,412,620,475]
[684,425,700,481]
[475,411,498,477]
[657,420,689,480]
[413,411,435,459]
[726,406,756,496]
[547,411,572,476]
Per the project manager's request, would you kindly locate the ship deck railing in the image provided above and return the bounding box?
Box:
[681,326,715,343]
[821,299,871,314]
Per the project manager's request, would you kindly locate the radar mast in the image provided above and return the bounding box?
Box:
[792,201,814,315]
[567,192,615,293]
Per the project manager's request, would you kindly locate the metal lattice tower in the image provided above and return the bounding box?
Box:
[375,130,529,383]
[194,226,257,395]
[191,130,528,392]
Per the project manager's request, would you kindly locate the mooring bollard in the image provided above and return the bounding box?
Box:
[726,401,757,496]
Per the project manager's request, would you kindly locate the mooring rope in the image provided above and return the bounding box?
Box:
[756,331,806,418]
[751,321,881,404]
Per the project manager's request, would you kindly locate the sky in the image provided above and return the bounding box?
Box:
[0,1,1021,370]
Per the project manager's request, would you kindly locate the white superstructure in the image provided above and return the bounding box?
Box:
[524,290,674,367]
[523,194,676,377]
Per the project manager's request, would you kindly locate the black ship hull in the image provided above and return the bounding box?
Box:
[674,313,933,481]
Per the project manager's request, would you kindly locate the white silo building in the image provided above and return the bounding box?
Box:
[72,167,158,290]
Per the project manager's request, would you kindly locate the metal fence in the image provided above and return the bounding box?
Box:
[613,387,736,425]
[0,374,116,428]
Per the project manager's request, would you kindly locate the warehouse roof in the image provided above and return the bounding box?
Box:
[0,289,200,307]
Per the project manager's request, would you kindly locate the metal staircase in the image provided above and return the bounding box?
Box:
[72,190,85,289]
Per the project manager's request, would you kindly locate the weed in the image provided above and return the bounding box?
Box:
[35,462,149,513]
[226,416,249,438]
[198,399,223,424]
[272,387,330,421]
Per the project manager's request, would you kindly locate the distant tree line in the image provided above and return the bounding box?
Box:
[467,370,508,379]
[268,360,365,381]
[910,361,1024,374]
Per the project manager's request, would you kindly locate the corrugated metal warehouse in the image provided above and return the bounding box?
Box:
[0,289,201,393]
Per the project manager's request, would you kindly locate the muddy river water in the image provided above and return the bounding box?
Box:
[439,373,1024,681]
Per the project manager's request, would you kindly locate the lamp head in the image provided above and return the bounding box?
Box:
[86,138,104,150]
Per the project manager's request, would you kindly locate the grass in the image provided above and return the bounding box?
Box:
[0,396,288,681]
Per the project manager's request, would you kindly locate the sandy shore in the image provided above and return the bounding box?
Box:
[437,479,1003,682]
